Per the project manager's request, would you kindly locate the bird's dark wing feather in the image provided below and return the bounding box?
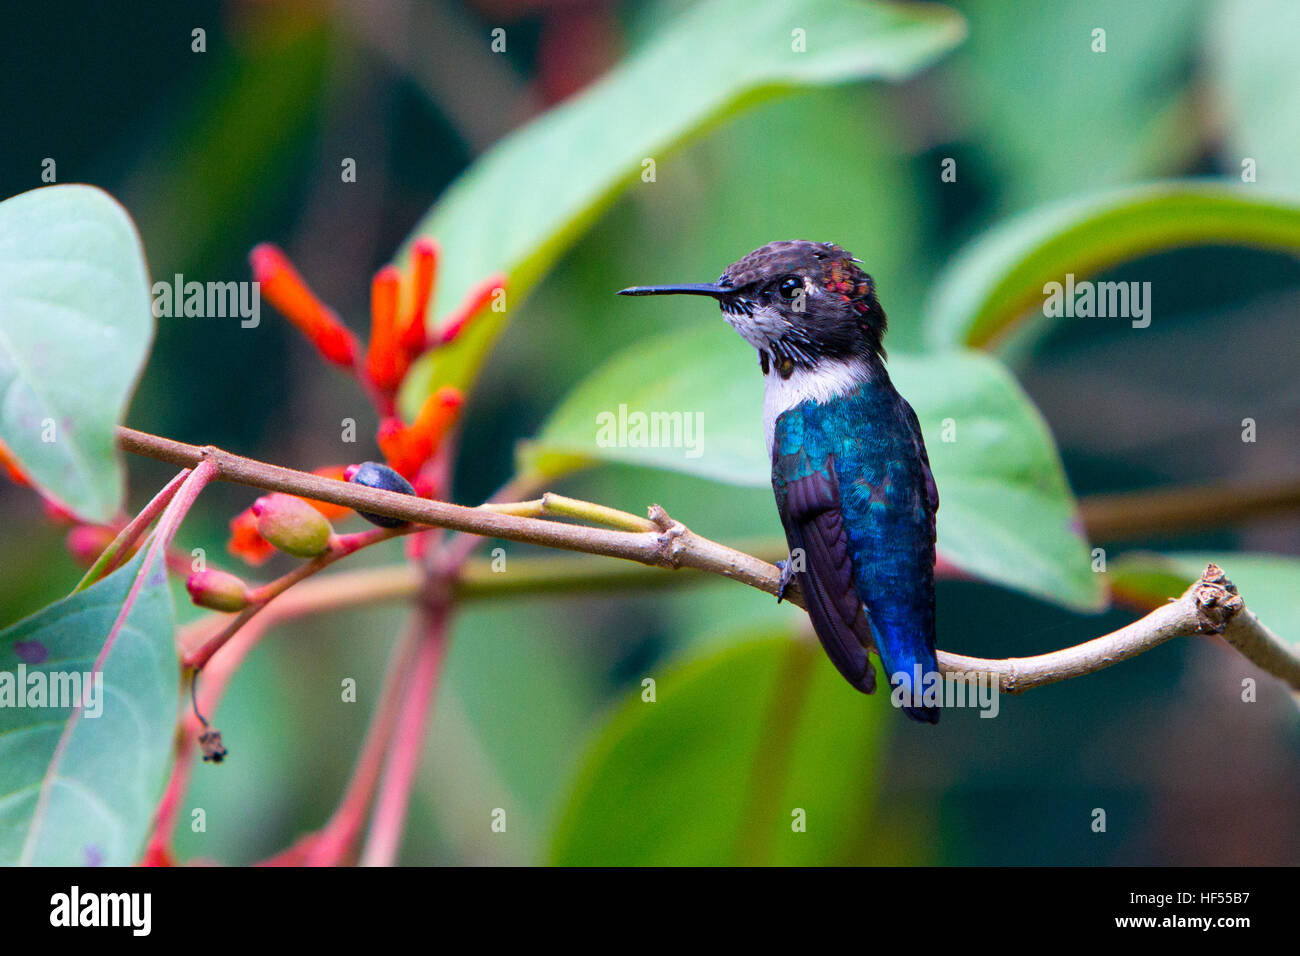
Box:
[776,458,877,694]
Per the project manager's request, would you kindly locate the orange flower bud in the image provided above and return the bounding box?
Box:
[374,387,463,479]
[376,417,421,479]
[250,243,360,368]
[365,266,405,390]
[41,498,79,525]
[409,386,464,456]
[401,239,439,353]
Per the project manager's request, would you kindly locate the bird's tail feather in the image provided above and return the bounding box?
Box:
[876,636,940,724]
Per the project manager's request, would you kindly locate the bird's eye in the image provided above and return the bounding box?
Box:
[777,276,802,300]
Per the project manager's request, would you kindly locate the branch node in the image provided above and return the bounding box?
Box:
[647,503,674,531]
[1002,661,1019,695]
[652,518,688,569]
[1192,563,1244,635]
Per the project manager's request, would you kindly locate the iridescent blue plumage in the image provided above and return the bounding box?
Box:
[772,376,939,722]
[619,239,941,723]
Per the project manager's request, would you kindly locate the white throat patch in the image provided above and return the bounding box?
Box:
[722,303,788,353]
[761,357,869,457]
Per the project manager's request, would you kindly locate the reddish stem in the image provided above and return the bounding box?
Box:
[359,607,449,866]
[301,632,421,866]
[75,468,190,590]
[183,525,410,669]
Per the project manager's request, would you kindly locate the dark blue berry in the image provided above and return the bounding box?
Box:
[348,461,416,527]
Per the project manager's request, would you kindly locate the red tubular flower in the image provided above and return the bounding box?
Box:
[365,266,405,391]
[228,506,276,566]
[401,239,439,353]
[374,387,464,480]
[437,274,507,346]
[376,416,423,479]
[250,243,360,369]
[409,386,464,456]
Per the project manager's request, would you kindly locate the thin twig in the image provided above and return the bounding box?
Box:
[182,525,410,669]
[73,468,190,591]
[480,492,659,532]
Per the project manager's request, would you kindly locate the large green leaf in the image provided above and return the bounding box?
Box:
[0,185,154,521]
[0,550,177,865]
[521,322,1103,611]
[398,0,966,413]
[1110,551,1300,650]
[924,182,1300,349]
[550,634,906,865]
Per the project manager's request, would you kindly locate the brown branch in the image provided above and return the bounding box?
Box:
[116,426,779,589]
[118,427,1300,696]
[941,564,1300,694]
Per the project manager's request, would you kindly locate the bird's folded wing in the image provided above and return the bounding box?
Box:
[778,460,877,694]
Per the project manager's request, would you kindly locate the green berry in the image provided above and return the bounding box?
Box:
[187,569,251,612]
[253,494,333,557]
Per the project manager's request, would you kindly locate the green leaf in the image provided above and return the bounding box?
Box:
[398,0,966,412]
[1110,551,1300,649]
[0,185,154,521]
[549,634,905,865]
[0,550,177,865]
[924,181,1300,349]
[521,323,1103,611]
[1208,0,1300,195]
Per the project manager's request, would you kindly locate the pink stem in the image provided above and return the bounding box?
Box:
[183,525,409,669]
[301,632,421,866]
[359,609,448,866]
[75,468,190,590]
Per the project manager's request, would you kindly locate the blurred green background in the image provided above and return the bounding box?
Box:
[1,0,1297,865]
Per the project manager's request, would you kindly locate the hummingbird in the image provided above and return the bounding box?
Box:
[619,240,940,722]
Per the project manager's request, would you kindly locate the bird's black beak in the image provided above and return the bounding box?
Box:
[617,282,730,299]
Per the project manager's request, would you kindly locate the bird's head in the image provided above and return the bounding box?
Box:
[618,240,887,378]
